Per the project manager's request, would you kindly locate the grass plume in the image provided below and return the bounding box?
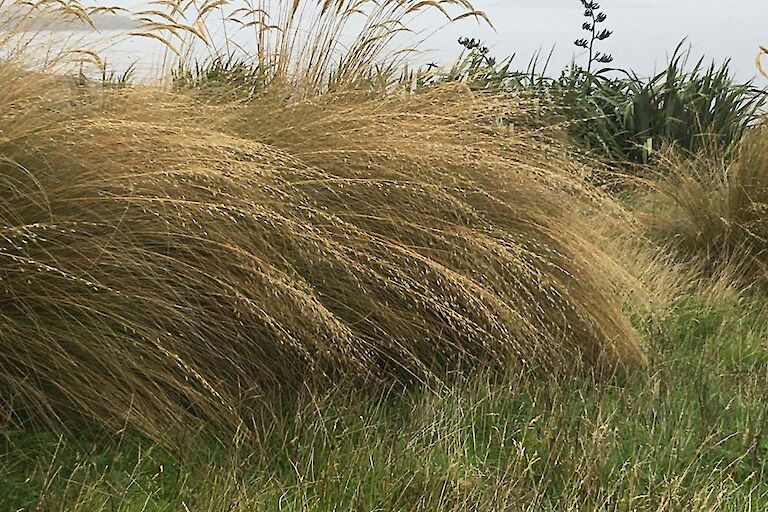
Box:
[133,0,490,94]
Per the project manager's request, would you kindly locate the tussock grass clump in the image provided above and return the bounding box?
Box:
[0,64,645,437]
[640,128,768,283]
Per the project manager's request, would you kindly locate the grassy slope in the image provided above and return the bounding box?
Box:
[2,293,766,512]
[2,63,766,512]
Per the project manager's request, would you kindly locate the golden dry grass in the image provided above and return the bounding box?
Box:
[130,0,490,92]
[637,130,768,284]
[0,62,647,438]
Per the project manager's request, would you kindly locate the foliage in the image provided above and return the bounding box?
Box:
[172,56,264,101]
[573,52,766,164]
[434,44,767,165]
[3,3,768,511]
[0,60,646,438]
[166,43,768,168]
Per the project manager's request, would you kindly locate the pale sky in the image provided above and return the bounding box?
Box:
[420,0,767,82]
[63,0,768,83]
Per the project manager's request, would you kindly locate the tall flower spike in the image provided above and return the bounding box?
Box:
[575,0,613,72]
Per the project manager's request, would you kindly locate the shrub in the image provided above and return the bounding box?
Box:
[433,46,767,166]
[578,53,767,164]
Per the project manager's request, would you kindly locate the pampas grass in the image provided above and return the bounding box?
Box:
[132,0,490,94]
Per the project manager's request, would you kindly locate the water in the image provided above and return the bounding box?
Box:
[34,0,768,84]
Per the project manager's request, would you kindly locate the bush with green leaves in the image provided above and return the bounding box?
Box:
[569,51,767,164]
[435,44,767,166]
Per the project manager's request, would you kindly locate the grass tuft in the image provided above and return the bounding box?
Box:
[0,64,645,438]
[639,128,768,283]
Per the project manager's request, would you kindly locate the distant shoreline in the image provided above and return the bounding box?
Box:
[0,11,138,32]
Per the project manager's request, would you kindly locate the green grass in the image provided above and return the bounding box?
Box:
[3,293,767,511]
